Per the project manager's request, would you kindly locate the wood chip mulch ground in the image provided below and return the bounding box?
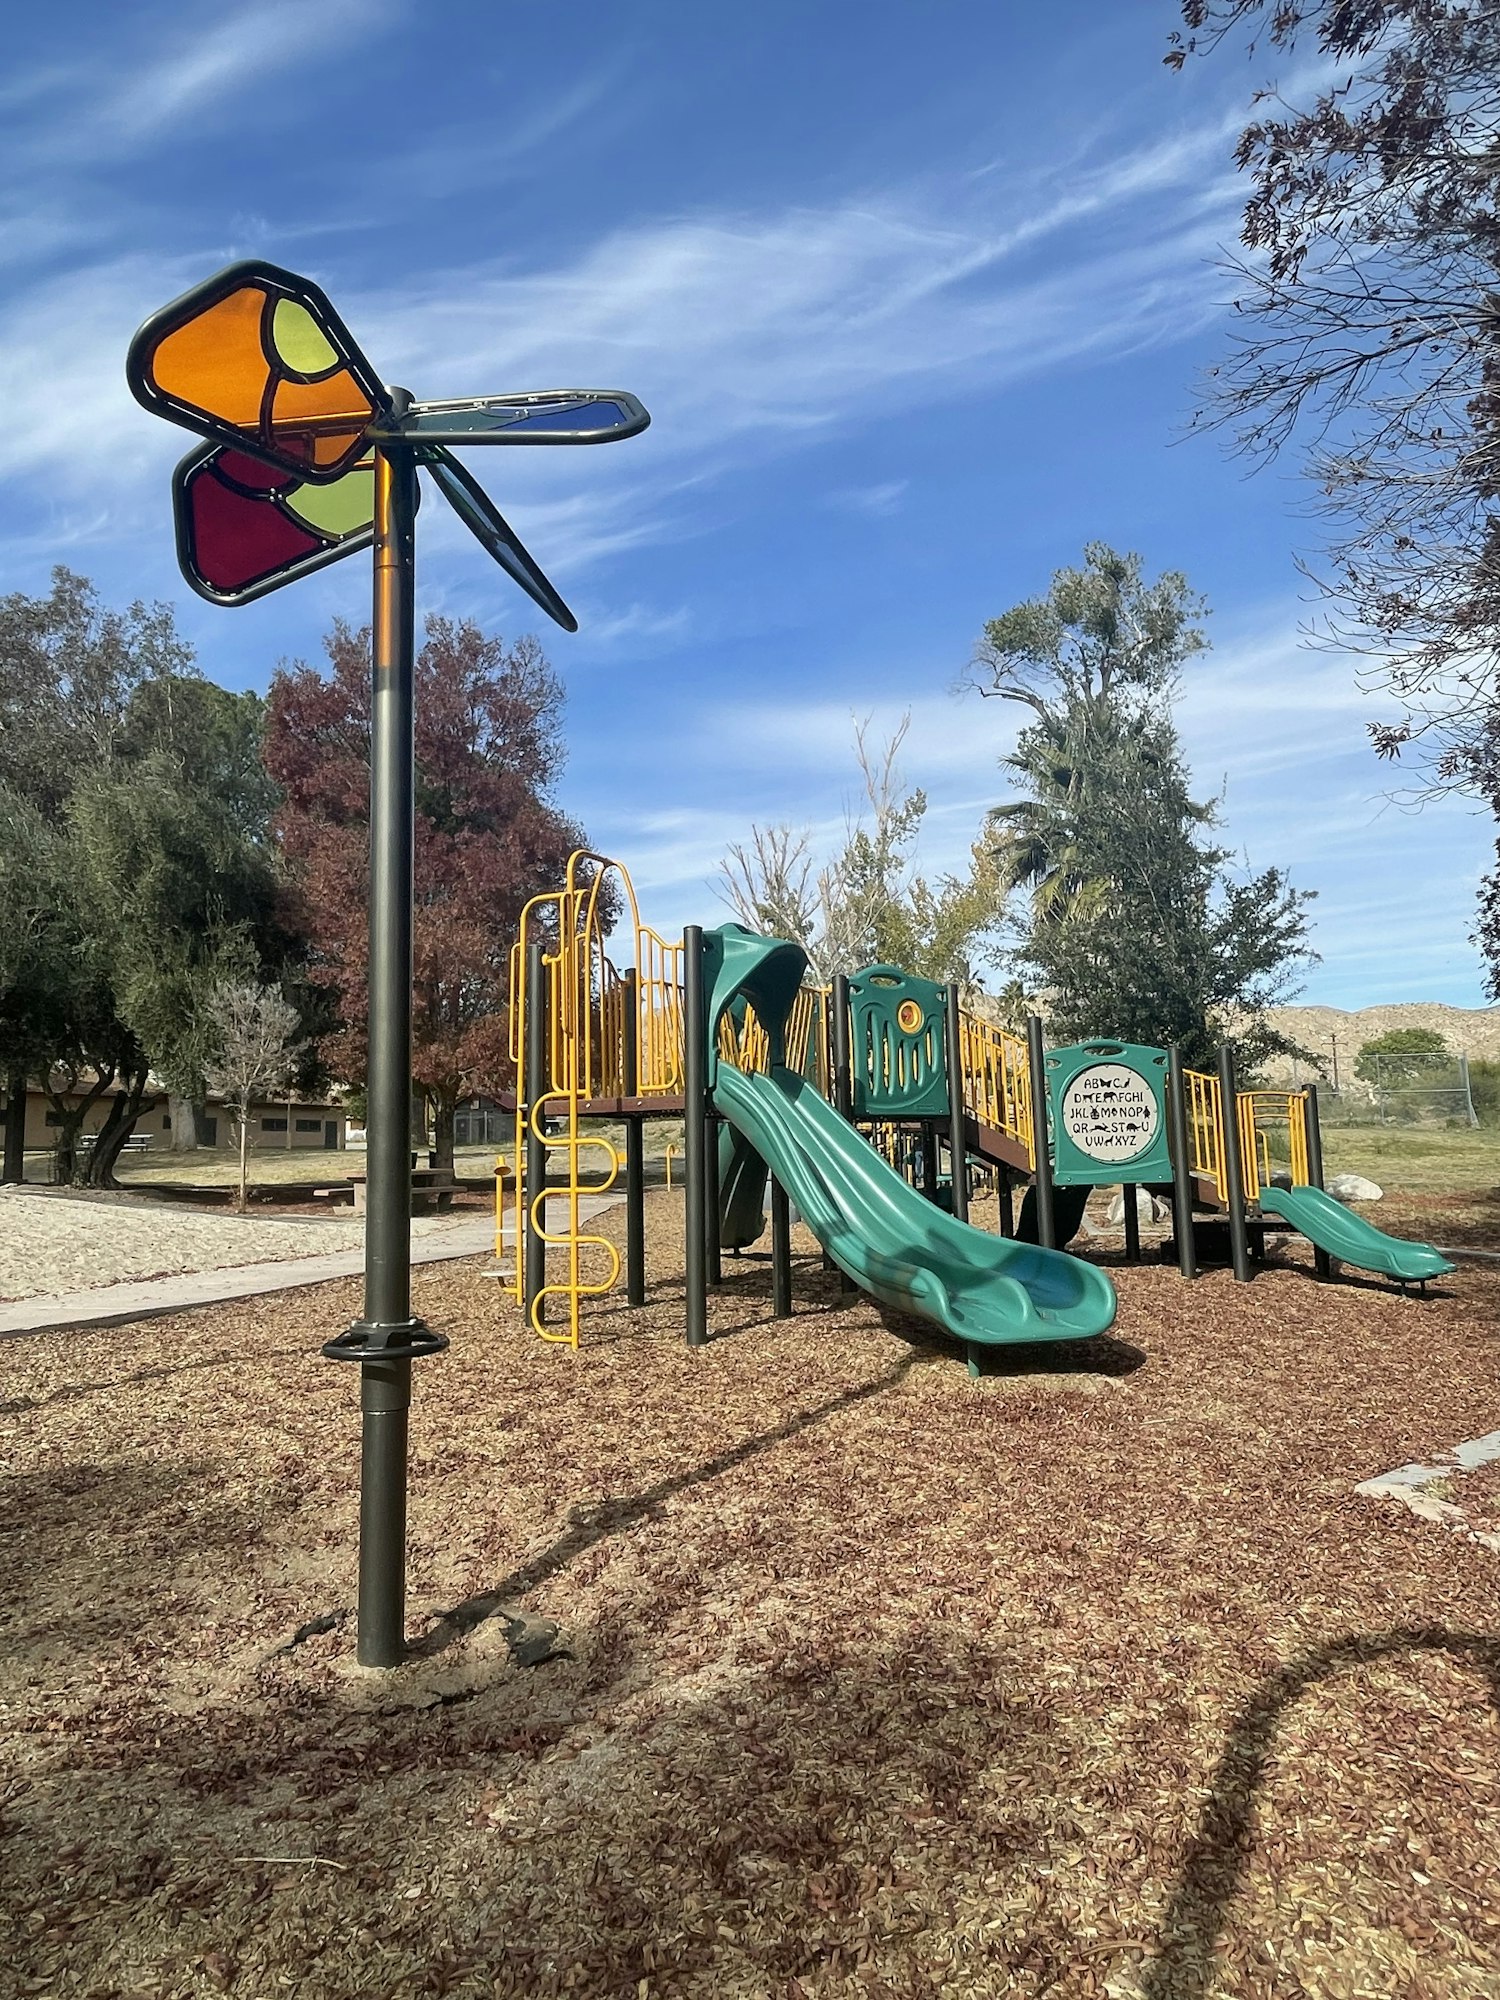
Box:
[2,1190,1499,1999]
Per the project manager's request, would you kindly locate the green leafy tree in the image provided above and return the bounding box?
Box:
[1353,1027,1450,1083]
[0,572,301,1184]
[977,548,1316,1071]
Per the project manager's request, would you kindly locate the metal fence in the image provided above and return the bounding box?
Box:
[1315,1052,1479,1129]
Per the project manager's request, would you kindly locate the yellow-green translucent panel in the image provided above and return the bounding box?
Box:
[282,468,374,535]
[273,298,339,375]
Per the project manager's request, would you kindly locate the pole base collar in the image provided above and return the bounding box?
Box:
[322,1318,449,1363]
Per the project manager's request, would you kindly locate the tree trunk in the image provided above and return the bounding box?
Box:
[2,1071,26,1183]
[50,1072,116,1187]
[431,1087,456,1174]
[82,1074,155,1189]
[167,1093,202,1152]
[237,1104,250,1212]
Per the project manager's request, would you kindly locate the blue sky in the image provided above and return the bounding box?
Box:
[3,0,1491,1008]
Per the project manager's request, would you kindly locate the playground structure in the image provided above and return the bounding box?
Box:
[504,853,1456,1357]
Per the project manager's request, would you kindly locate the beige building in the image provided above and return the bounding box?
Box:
[4,1080,346,1155]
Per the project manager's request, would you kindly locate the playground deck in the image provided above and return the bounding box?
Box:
[2,1188,1497,1998]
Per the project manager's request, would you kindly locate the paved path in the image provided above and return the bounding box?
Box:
[0,1196,619,1340]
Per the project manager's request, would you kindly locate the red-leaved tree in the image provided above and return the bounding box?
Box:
[264,616,593,1167]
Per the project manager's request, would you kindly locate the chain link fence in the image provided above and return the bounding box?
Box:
[1310,1052,1480,1129]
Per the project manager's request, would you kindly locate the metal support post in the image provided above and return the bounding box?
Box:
[1122,1184,1141,1262]
[321,435,446,1673]
[830,973,857,1291]
[1026,1015,1056,1250]
[1218,1042,1252,1283]
[996,1166,1014,1239]
[683,927,707,1347]
[622,970,646,1307]
[944,982,968,1225]
[1304,1083,1331,1278]
[1167,1044,1197,1280]
[771,1178,792,1317]
[921,1125,940,1204]
[832,974,853,1120]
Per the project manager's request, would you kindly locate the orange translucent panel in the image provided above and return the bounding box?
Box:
[310,429,368,467]
[271,369,374,433]
[150,284,270,428]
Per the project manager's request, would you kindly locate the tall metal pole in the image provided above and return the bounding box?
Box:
[683,927,707,1348]
[944,983,968,1226]
[1026,1014,1056,1250]
[622,970,646,1307]
[832,974,853,1121]
[1217,1041,1252,1283]
[770,1178,792,1317]
[1304,1082,1331,1279]
[322,432,446,1671]
[1167,1044,1198,1281]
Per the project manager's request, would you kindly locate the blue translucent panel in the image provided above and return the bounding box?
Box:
[503,399,626,434]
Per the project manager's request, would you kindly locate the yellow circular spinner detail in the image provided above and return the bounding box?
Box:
[896,999,923,1034]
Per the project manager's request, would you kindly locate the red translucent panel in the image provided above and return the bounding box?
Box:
[187,461,324,593]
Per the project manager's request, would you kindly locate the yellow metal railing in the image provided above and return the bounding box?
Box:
[1186,1068,1225,1200]
[955,1008,1033,1165]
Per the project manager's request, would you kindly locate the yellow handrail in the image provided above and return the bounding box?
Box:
[955,1008,1033,1164]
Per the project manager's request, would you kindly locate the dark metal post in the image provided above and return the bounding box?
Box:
[622,970,646,1307]
[944,982,968,1225]
[1122,1185,1141,1262]
[321,435,446,1672]
[832,973,853,1120]
[1167,1044,1197,1281]
[771,1178,792,1317]
[523,939,549,1327]
[1217,1042,1252,1282]
[683,927,707,1347]
[1026,1015,1056,1250]
[829,973,857,1292]
[1304,1083,1331,1278]
[2,1071,25,1184]
[921,1125,940,1203]
[996,1166,1014,1238]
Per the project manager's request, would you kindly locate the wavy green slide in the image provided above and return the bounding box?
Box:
[713,1062,1117,1347]
[1257,1185,1455,1283]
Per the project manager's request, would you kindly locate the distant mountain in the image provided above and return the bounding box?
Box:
[1259,1003,1500,1085]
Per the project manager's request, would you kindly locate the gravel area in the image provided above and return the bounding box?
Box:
[0,1184,476,1301]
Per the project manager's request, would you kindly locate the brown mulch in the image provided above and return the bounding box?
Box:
[2,1192,1499,1999]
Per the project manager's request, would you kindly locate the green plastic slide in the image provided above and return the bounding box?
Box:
[718,1122,769,1251]
[1257,1185,1455,1283]
[713,1061,1117,1347]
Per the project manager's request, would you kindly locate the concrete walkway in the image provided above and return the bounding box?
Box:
[0,1195,620,1340]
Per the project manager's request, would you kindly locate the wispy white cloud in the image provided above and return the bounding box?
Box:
[14,0,396,164]
[829,479,908,516]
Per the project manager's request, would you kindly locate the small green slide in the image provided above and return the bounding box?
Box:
[1257,1185,1455,1283]
[713,1062,1117,1347]
[718,1122,769,1252]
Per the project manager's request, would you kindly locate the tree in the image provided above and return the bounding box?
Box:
[202,982,303,1211]
[1353,1025,1450,1082]
[977,549,1317,1071]
[717,717,1001,984]
[964,541,1209,720]
[0,572,300,1185]
[264,616,595,1169]
[1168,4,1500,768]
